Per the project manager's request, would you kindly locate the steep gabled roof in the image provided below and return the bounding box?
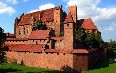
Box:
[77,18,97,29]
[29,30,50,40]
[18,6,61,25]
[63,13,74,23]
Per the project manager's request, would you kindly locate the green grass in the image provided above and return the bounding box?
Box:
[83,58,116,73]
[0,62,65,73]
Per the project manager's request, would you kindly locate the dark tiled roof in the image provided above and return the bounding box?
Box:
[77,18,97,29]
[45,49,98,54]
[5,43,98,53]
[5,44,45,52]
[29,30,50,40]
[6,38,28,41]
[18,7,61,25]
[63,13,74,23]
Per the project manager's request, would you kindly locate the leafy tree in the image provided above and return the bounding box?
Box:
[75,27,104,49]
[75,27,86,41]
[32,20,47,31]
[0,27,6,49]
[108,40,116,51]
[108,40,116,58]
[85,32,104,49]
[0,27,6,62]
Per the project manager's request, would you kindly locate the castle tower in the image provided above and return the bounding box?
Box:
[14,17,20,38]
[54,7,62,36]
[64,13,74,49]
[68,5,77,23]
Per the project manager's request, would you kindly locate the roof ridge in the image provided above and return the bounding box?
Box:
[63,12,74,23]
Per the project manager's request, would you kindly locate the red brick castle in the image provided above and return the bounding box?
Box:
[4,5,105,72]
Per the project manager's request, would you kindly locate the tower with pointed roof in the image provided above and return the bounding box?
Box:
[64,13,74,49]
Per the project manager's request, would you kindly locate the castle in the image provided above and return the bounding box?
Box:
[4,5,106,72]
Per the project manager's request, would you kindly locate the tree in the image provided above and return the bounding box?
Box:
[0,27,6,49]
[75,27,104,49]
[108,40,116,58]
[32,20,47,31]
[85,32,104,49]
[0,27,6,62]
[75,27,86,42]
[108,40,116,51]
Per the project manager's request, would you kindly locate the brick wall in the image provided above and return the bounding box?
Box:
[55,40,64,49]
[64,23,74,49]
[73,54,88,71]
[5,51,73,71]
[5,49,102,72]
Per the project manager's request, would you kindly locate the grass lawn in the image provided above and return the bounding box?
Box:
[83,55,116,73]
[0,62,65,73]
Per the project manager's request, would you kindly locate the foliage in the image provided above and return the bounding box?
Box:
[83,59,116,73]
[0,27,6,49]
[32,20,47,31]
[85,32,104,49]
[75,27,104,49]
[59,31,64,36]
[108,40,116,58]
[75,27,86,41]
[108,40,116,51]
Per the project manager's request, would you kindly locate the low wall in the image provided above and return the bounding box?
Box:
[5,49,102,72]
[73,54,88,71]
[5,51,73,71]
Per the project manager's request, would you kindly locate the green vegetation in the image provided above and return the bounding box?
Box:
[0,27,6,62]
[108,40,116,59]
[85,32,104,49]
[0,62,65,73]
[32,20,47,31]
[83,59,116,73]
[108,40,116,51]
[75,27,86,42]
[75,27,104,49]
[0,27,6,49]
[59,31,64,36]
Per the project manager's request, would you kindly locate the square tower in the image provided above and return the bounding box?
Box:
[68,5,77,23]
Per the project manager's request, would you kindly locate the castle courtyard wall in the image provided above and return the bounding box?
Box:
[5,51,74,71]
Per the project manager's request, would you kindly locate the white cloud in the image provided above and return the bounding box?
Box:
[65,0,116,41]
[29,3,55,13]
[6,0,18,4]
[0,2,16,16]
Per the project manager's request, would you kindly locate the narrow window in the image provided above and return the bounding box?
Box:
[24,27,25,34]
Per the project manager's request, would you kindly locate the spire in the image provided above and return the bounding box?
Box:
[63,13,74,23]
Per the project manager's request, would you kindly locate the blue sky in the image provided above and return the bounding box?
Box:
[0,0,116,42]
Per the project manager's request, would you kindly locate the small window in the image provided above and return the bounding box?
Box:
[27,30,28,34]
[24,27,25,34]
[67,24,69,27]
[36,41,38,44]
[57,53,59,55]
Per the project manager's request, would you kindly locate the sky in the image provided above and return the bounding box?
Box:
[0,0,116,42]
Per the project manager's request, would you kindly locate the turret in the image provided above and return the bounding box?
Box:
[63,13,74,49]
